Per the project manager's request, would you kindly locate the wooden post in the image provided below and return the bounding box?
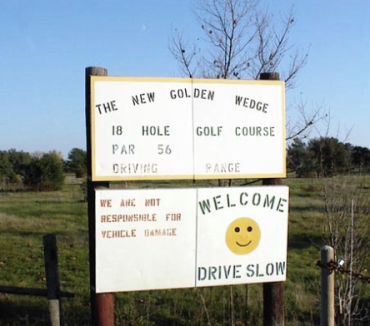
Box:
[320,245,335,326]
[85,66,115,326]
[43,234,63,326]
[260,72,285,326]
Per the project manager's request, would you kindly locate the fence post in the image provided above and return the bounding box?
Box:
[260,71,285,326]
[320,245,335,326]
[85,66,115,326]
[43,234,63,326]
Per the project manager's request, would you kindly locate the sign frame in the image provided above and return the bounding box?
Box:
[90,76,286,181]
[95,186,289,293]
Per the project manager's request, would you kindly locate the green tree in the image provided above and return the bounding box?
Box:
[66,148,87,178]
[0,151,14,185]
[287,138,314,177]
[24,152,65,191]
[307,137,351,177]
[351,145,370,172]
[7,149,31,178]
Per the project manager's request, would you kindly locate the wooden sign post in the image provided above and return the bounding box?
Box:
[85,67,114,326]
[261,72,285,326]
[86,67,287,326]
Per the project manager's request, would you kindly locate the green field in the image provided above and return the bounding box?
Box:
[0,176,369,325]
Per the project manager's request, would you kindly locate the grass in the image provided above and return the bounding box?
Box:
[0,183,90,325]
[0,175,369,325]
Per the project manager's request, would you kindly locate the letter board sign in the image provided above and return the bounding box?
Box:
[91,77,285,181]
[95,186,289,293]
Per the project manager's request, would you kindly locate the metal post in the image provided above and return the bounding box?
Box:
[260,72,285,326]
[320,245,335,326]
[85,66,114,326]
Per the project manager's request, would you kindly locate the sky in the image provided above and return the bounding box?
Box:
[0,0,369,159]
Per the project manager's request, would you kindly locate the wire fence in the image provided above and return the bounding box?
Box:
[317,260,370,284]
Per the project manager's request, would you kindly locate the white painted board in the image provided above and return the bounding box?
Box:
[192,80,285,179]
[95,188,197,293]
[196,186,289,287]
[91,77,285,181]
[95,186,289,293]
[92,78,194,181]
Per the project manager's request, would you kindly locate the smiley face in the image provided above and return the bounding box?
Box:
[225,217,261,255]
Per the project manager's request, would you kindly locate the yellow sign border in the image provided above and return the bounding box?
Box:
[90,76,286,181]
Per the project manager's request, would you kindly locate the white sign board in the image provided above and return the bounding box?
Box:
[91,77,285,181]
[195,187,288,287]
[95,186,289,293]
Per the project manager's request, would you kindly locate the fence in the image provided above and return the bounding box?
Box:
[318,245,370,326]
[0,234,74,326]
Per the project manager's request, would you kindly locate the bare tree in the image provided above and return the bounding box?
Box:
[322,176,370,325]
[286,98,326,141]
[314,119,370,325]
[170,2,313,321]
[169,0,325,145]
[169,0,308,89]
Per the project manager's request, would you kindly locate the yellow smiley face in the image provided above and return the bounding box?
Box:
[225,217,261,255]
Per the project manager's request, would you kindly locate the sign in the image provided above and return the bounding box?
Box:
[196,186,288,287]
[95,186,289,293]
[91,77,285,181]
[95,188,197,293]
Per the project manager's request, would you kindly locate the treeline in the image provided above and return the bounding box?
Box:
[0,148,86,191]
[288,137,370,177]
[1,138,369,190]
